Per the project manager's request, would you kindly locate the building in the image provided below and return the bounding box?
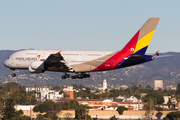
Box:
[163,96,171,104]
[103,79,107,92]
[114,95,141,103]
[66,86,74,99]
[120,85,128,89]
[25,86,63,101]
[154,80,163,90]
[141,93,147,98]
[39,90,64,101]
[56,98,145,111]
[58,110,171,119]
[25,86,49,92]
[14,105,173,119]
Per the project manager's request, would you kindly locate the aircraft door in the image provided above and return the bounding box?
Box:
[111,60,115,66]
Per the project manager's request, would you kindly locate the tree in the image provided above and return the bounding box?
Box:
[143,92,164,104]
[36,114,45,120]
[166,111,180,120]
[144,99,154,119]
[69,100,79,109]
[75,105,85,119]
[105,89,109,99]
[33,100,63,120]
[176,95,180,111]
[145,85,154,93]
[176,83,180,95]
[167,98,172,109]
[155,107,163,112]
[75,105,91,119]
[116,106,128,115]
[27,93,32,120]
[18,109,24,116]
[3,97,15,119]
[3,97,30,120]
[138,84,143,90]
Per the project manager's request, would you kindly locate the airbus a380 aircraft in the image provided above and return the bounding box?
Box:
[4,18,160,79]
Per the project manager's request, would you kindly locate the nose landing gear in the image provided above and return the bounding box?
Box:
[11,69,16,77]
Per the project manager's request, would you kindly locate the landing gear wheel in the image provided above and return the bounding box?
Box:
[61,76,66,79]
[71,73,90,79]
[11,73,16,77]
[65,74,70,78]
[87,74,90,78]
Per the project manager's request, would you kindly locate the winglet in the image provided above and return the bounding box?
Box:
[56,51,62,57]
[155,50,160,56]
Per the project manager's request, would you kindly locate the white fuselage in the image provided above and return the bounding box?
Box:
[4,50,115,71]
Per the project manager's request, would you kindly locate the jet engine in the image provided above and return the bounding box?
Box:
[28,61,46,73]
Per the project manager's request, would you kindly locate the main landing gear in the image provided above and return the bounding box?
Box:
[71,73,90,79]
[61,73,70,79]
[61,73,90,79]
[11,69,16,77]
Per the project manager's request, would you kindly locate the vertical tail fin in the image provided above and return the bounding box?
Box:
[122,18,160,55]
[92,18,160,71]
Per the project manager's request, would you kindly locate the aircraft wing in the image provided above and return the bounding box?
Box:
[45,53,73,72]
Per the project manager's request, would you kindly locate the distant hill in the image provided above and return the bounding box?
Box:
[0,50,180,88]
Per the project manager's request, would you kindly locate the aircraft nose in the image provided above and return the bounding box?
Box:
[4,59,11,68]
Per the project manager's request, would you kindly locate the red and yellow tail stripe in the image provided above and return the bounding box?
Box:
[93,18,160,71]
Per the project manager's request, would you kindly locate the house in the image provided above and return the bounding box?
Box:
[25,86,63,101]
[25,86,49,92]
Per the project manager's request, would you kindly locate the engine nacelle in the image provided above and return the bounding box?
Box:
[28,61,45,73]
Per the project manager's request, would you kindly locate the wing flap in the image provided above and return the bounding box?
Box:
[45,53,73,72]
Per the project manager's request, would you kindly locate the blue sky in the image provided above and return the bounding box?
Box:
[0,1,180,53]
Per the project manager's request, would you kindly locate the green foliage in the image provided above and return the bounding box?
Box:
[18,109,24,116]
[75,105,91,119]
[31,95,37,105]
[2,97,30,120]
[0,82,37,106]
[69,100,79,109]
[34,100,54,113]
[3,97,15,119]
[167,98,172,108]
[176,95,180,103]
[36,114,45,120]
[143,99,154,111]
[11,115,30,120]
[116,106,128,115]
[166,111,180,120]
[155,107,163,112]
[143,92,164,104]
[33,105,39,112]
[72,83,174,100]
[110,116,118,120]
[176,83,180,95]
[45,111,58,120]
[33,100,67,119]
[75,105,85,119]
